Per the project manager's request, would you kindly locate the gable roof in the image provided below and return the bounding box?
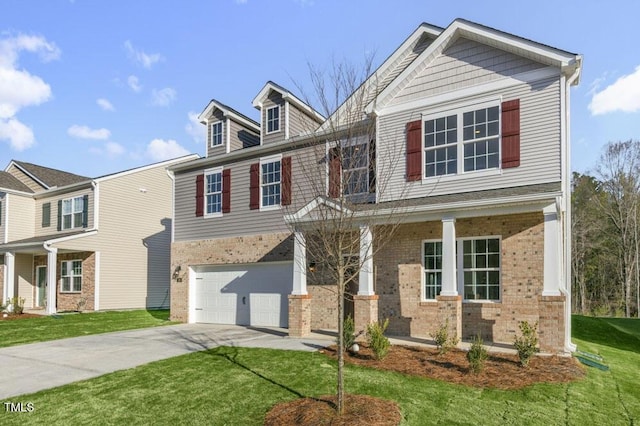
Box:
[198,98,260,132]
[8,160,90,189]
[252,81,325,124]
[366,18,582,113]
[0,171,33,193]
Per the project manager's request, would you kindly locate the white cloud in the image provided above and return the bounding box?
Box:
[0,33,59,151]
[0,117,35,150]
[151,87,176,107]
[67,124,111,140]
[127,75,142,92]
[185,111,206,145]
[145,138,190,161]
[124,40,163,69]
[589,65,640,115]
[105,141,125,156]
[96,98,114,111]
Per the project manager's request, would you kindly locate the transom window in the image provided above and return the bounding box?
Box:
[61,260,82,293]
[62,196,84,230]
[423,241,442,300]
[267,106,280,133]
[461,237,500,301]
[261,158,281,208]
[210,121,223,147]
[205,169,222,215]
[342,142,370,195]
[423,102,500,178]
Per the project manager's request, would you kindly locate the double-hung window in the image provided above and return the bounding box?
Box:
[423,240,443,300]
[61,260,82,293]
[342,142,369,195]
[267,106,280,133]
[461,237,501,301]
[62,196,84,230]
[205,168,222,216]
[261,156,281,208]
[210,121,223,147]
[423,101,500,178]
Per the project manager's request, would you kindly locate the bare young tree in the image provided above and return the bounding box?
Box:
[284,56,411,414]
[595,140,640,317]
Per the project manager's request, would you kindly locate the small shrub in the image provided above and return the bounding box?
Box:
[340,314,355,352]
[430,319,459,354]
[467,335,488,374]
[366,319,390,360]
[8,296,25,315]
[513,320,539,367]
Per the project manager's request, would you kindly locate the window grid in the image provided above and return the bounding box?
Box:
[210,122,223,147]
[61,260,82,293]
[205,171,222,215]
[342,143,369,195]
[261,160,281,207]
[462,106,499,172]
[267,106,280,133]
[462,238,500,301]
[423,241,442,300]
[62,196,83,230]
[424,115,457,177]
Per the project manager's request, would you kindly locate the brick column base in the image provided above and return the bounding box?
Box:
[288,294,312,338]
[436,295,462,342]
[353,295,379,339]
[538,294,566,354]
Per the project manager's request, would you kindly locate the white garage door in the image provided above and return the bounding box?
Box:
[194,262,292,327]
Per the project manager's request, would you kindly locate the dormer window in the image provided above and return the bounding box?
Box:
[267,106,280,133]
[210,121,223,147]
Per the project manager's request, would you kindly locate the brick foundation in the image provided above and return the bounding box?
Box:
[35,252,95,312]
[437,295,462,342]
[308,284,338,330]
[353,295,379,338]
[288,294,312,337]
[538,295,566,353]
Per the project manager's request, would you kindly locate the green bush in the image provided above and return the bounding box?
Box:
[467,335,488,374]
[340,314,355,352]
[430,319,459,354]
[8,296,25,315]
[366,319,390,360]
[513,320,539,367]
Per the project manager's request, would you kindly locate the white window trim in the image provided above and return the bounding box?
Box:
[457,235,502,303]
[342,139,370,197]
[204,167,223,218]
[421,239,443,301]
[259,154,282,211]
[61,196,84,230]
[60,259,82,293]
[266,105,281,134]
[210,121,223,147]
[421,98,502,183]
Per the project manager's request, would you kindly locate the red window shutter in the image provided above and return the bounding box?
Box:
[249,163,260,210]
[222,169,231,213]
[281,156,292,206]
[406,120,422,181]
[195,174,204,217]
[328,147,341,198]
[501,99,520,169]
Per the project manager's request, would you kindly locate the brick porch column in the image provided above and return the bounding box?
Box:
[353,295,379,338]
[538,294,566,353]
[436,295,462,342]
[288,294,311,337]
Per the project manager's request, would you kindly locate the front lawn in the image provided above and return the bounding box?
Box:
[0,310,173,348]
[1,315,637,425]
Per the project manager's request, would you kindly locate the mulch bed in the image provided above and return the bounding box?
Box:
[265,343,585,425]
[0,313,43,321]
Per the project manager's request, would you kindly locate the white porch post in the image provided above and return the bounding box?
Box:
[358,225,375,296]
[292,231,307,295]
[543,204,562,296]
[45,247,58,314]
[4,252,15,304]
[440,218,458,296]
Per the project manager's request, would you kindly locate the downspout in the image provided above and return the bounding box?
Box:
[561,62,582,353]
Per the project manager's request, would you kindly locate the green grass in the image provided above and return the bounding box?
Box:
[1,315,638,425]
[0,309,174,348]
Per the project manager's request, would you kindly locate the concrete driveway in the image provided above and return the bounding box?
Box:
[0,324,332,400]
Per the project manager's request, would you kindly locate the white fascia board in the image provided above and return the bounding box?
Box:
[7,161,50,190]
[47,230,98,246]
[95,155,199,184]
[0,187,34,197]
[32,180,92,199]
[199,100,259,132]
[283,197,352,223]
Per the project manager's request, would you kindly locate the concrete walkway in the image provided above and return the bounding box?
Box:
[0,324,333,400]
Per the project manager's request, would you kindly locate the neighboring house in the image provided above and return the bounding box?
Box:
[0,156,198,314]
[169,19,582,353]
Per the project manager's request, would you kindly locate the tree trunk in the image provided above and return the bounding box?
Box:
[337,269,345,415]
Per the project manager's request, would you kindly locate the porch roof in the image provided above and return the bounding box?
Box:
[0,230,93,253]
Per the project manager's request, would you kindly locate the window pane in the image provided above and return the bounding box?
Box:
[488,238,500,253]
[64,216,72,229]
[62,277,70,292]
[435,117,445,131]
[463,111,473,126]
[488,106,499,121]
[425,134,435,148]
[425,120,434,133]
[73,276,82,292]
[446,115,457,129]
[488,121,499,136]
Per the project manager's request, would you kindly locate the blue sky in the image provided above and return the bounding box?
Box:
[0,0,638,178]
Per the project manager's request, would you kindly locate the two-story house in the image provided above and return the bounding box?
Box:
[1,156,197,314]
[169,19,582,354]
